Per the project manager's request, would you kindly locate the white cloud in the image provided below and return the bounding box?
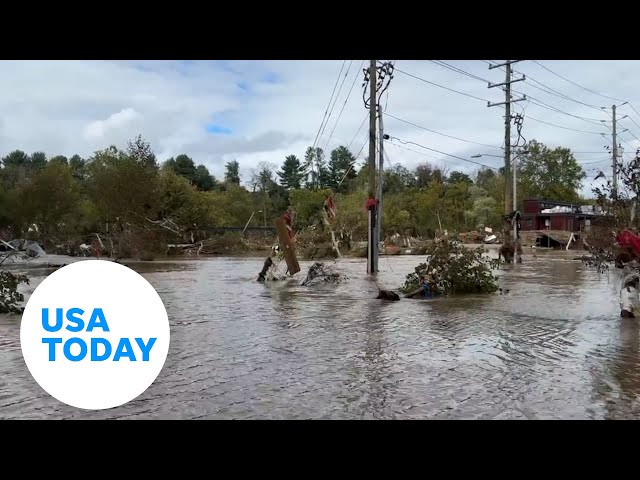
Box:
[0,59,637,196]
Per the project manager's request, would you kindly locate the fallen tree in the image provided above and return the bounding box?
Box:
[0,270,29,314]
[400,237,501,296]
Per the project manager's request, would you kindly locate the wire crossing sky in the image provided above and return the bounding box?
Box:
[0,60,637,196]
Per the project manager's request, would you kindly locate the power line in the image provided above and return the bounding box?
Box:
[393,66,490,103]
[518,93,610,127]
[387,135,500,171]
[318,60,353,144]
[486,60,611,115]
[384,112,502,149]
[347,113,368,151]
[526,115,605,134]
[531,60,625,103]
[428,60,491,83]
[323,60,365,152]
[311,61,346,151]
[385,140,441,161]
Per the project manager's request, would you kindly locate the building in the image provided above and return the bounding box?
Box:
[520,198,609,248]
[521,198,607,232]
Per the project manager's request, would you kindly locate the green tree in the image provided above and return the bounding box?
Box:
[49,155,69,166]
[447,170,473,186]
[69,155,87,181]
[383,164,416,195]
[517,139,586,205]
[304,147,330,189]
[277,154,305,190]
[30,152,47,170]
[164,154,196,180]
[193,164,217,191]
[17,161,82,239]
[224,160,241,185]
[126,135,157,168]
[327,146,357,192]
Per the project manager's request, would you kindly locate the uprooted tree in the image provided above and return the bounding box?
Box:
[584,149,640,272]
[400,237,501,296]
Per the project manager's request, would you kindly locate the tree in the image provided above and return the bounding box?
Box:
[516,139,586,204]
[2,150,30,168]
[250,162,277,192]
[383,163,415,195]
[277,154,305,190]
[224,160,241,185]
[69,155,87,181]
[49,155,69,166]
[447,170,473,186]
[126,135,157,168]
[414,162,446,188]
[193,165,217,191]
[30,152,47,170]
[17,161,82,238]
[165,154,196,180]
[304,147,330,189]
[327,146,357,192]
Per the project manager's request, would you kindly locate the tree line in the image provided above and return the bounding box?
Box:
[0,135,589,249]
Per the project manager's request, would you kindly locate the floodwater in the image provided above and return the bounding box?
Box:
[1,247,639,419]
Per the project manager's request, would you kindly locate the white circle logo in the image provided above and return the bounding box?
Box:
[20,260,170,410]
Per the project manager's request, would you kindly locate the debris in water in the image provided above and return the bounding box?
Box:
[300,262,347,286]
[376,289,400,301]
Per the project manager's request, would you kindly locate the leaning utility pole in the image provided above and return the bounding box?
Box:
[612,104,618,200]
[487,61,526,216]
[367,60,378,274]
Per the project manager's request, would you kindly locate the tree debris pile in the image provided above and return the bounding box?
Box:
[300,262,347,286]
[400,237,501,296]
[0,271,29,314]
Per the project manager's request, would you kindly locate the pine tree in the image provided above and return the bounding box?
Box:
[277,155,305,190]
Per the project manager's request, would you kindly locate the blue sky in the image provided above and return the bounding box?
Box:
[0,59,636,197]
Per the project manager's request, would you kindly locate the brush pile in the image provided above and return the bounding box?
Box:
[300,262,347,286]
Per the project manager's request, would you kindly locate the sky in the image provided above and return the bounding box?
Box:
[1,59,638,197]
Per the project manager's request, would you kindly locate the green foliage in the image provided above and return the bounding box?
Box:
[0,136,591,256]
[277,155,305,190]
[400,238,501,296]
[516,139,586,205]
[0,270,29,314]
[224,160,241,185]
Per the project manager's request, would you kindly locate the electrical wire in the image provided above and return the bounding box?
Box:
[312,61,346,151]
[393,66,490,103]
[387,135,501,170]
[384,112,503,149]
[531,60,625,103]
[347,113,368,151]
[323,60,365,152]
[319,60,353,144]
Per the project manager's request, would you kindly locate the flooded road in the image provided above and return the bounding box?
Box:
[1,249,639,419]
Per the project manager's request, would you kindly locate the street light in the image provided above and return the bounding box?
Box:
[471,153,503,159]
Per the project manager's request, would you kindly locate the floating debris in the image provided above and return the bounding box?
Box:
[300,262,347,286]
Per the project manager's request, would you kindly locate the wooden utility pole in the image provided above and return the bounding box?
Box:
[487,61,526,216]
[612,104,618,200]
[376,107,385,249]
[367,60,378,275]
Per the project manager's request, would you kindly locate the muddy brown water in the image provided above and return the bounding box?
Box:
[1,248,639,419]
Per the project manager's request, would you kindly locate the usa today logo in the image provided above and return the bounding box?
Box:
[20,260,170,410]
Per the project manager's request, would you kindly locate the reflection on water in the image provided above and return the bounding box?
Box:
[1,251,639,419]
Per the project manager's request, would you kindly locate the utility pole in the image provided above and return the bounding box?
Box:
[367,60,378,274]
[487,61,526,216]
[612,104,618,200]
[376,108,385,249]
